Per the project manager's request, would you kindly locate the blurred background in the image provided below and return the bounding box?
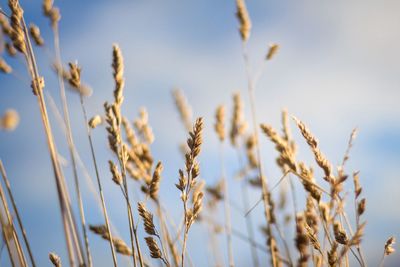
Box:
[1,0,399,266]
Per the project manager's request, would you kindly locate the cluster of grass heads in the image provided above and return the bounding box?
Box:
[0,0,396,266]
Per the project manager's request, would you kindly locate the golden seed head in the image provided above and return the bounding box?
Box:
[0,58,12,74]
[172,89,193,131]
[236,0,252,42]
[0,13,12,36]
[266,43,280,60]
[214,105,225,142]
[333,221,348,245]
[29,23,44,46]
[149,161,163,200]
[145,237,162,259]
[1,109,20,131]
[112,44,125,106]
[108,160,122,185]
[138,202,156,235]
[385,236,396,256]
[230,93,247,146]
[8,0,27,54]
[68,62,81,89]
[31,76,45,96]
[357,198,366,216]
[43,0,53,15]
[5,43,17,57]
[43,0,60,26]
[134,108,154,144]
[88,115,102,129]
[49,252,62,267]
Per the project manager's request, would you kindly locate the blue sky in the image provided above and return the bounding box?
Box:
[1,0,400,266]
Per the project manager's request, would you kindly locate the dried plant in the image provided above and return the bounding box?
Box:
[0,57,12,73]
[236,0,251,42]
[176,117,204,267]
[0,2,394,267]
[172,89,193,131]
[29,23,44,46]
[49,252,62,267]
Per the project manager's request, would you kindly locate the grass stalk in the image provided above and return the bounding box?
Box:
[0,160,36,267]
[79,95,119,267]
[0,174,27,267]
[235,149,260,267]
[51,22,92,267]
[19,12,85,266]
[241,42,281,267]
[219,143,234,267]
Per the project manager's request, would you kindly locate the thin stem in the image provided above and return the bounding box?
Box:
[21,16,84,267]
[235,149,260,267]
[181,201,188,267]
[156,201,179,267]
[241,41,280,267]
[155,232,170,267]
[79,96,118,267]
[378,252,386,267]
[116,141,143,267]
[52,23,92,267]
[0,160,36,267]
[0,212,16,267]
[220,143,234,267]
[0,176,27,266]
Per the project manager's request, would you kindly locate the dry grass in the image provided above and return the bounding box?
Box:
[0,0,397,267]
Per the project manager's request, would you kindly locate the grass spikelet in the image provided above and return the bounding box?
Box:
[149,161,163,200]
[42,0,60,27]
[230,93,247,146]
[177,117,204,267]
[236,0,252,42]
[1,109,19,131]
[295,214,310,267]
[245,134,258,169]
[0,58,12,73]
[112,44,124,106]
[88,115,102,129]
[65,62,92,96]
[172,89,193,131]
[357,198,366,216]
[134,108,154,144]
[49,252,62,267]
[0,13,12,36]
[333,221,348,245]
[109,160,122,185]
[214,105,225,142]
[260,123,297,172]
[5,43,17,57]
[145,237,162,259]
[8,0,26,54]
[89,224,133,256]
[353,171,362,198]
[29,23,44,46]
[293,116,333,182]
[384,237,396,256]
[266,43,279,60]
[328,242,338,267]
[138,202,156,236]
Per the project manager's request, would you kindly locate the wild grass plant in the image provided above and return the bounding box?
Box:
[0,0,397,266]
